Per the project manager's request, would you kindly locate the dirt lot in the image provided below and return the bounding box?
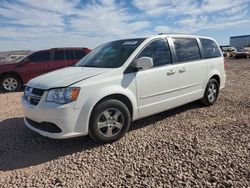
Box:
[0,59,249,187]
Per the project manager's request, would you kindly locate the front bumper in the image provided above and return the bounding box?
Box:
[22,93,87,139]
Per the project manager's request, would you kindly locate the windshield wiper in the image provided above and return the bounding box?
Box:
[82,65,102,68]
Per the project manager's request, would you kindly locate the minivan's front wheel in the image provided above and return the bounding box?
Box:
[89,99,131,143]
[0,74,22,92]
[200,78,219,106]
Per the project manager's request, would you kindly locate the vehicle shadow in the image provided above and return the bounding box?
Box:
[130,101,204,131]
[0,117,99,171]
[0,89,24,94]
[0,101,204,171]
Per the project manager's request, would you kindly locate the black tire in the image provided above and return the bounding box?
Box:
[200,79,219,106]
[0,74,22,92]
[89,99,131,143]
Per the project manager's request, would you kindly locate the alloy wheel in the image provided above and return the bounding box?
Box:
[3,77,18,91]
[97,108,124,137]
[207,83,217,103]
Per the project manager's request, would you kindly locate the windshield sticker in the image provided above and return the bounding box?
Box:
[123,41,138,45]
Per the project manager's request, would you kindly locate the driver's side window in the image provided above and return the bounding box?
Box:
[138,39,172,67]
[29,51,51,62]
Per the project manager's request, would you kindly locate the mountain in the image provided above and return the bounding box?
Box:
[0,50,32,64]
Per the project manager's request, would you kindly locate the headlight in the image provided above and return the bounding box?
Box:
[46,87,80,104]
[23,86,30,98]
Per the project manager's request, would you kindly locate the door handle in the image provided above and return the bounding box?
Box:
[167,70,176,76]
[179,67,187,73]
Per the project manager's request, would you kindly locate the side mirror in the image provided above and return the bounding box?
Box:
[134,57,153,70]
[17,57,29,67]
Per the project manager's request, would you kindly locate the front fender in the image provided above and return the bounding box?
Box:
[74,85,138,134]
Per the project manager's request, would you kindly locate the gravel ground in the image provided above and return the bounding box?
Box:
[0,59,249,187]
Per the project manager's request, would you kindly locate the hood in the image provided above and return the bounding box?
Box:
[0,61,19,68]
[27,66,110,90]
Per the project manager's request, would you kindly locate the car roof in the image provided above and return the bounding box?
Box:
[31,47,89,53]
[51,47,89,50]
[117,34,216,43]
[28,48,90,55]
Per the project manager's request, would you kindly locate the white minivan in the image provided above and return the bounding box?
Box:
[22,34,226,143]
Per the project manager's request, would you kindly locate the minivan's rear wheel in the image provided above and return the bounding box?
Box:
[200,78,219,106]
[0,75,22,92]
[89,99,131,143]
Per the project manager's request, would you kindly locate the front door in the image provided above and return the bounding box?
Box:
[135,39,178,117]
[21,50,51,83]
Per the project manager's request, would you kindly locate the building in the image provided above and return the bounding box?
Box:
[230,35,250,48]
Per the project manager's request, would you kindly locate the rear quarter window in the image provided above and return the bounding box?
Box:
[65,50,75,60]
[200,38,221,58]
[173,38,201,62]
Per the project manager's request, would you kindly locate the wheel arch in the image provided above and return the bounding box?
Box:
[0,71,23,85]
[92,94,134,119]
[209,74,220,86]
[74,86,138,135]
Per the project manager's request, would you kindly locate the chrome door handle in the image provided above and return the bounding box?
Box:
[167,70,176,76]
[179,67,187,73]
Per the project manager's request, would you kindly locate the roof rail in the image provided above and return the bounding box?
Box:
[158,32,194,35]
[158,33,170,35]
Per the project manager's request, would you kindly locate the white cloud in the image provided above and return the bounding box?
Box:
[69,0,149,37]
[0,3,64,27]
[134,1,170,16]
[0,0,150,51]
[134,0,250,35]
[0,0,249,51]
[154,26,184,34]
[154,25,193,34]
[20,0,78,14]
[201,0,248,13]
[133,0,199,16]
[224,4,248,15]
[154,14,250,35]
[133,0,249,16]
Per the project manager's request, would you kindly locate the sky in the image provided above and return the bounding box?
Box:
[0,0,250,51]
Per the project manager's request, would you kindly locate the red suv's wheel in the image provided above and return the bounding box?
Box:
[0,74,22,92]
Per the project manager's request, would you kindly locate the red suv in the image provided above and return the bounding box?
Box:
[0,47,91,92]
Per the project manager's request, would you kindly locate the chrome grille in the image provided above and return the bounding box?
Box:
[23,87,44,106]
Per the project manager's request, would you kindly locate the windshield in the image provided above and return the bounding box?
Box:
[75,38,145,68]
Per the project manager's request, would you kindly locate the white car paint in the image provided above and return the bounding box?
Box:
[22,34,226,139]
[27,66,110,90]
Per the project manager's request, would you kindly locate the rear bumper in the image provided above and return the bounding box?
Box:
[220,72,226,90]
